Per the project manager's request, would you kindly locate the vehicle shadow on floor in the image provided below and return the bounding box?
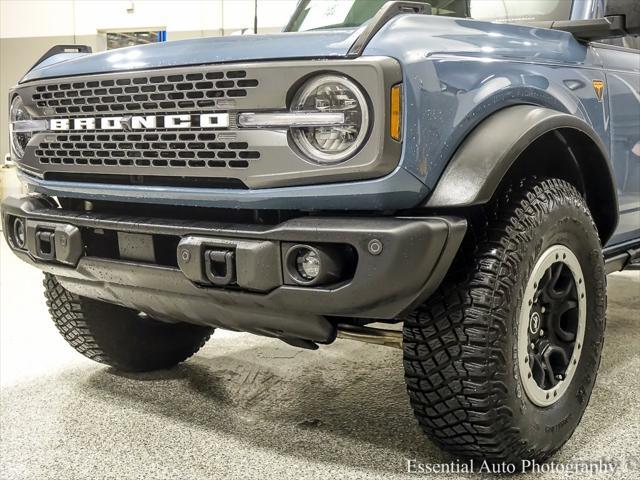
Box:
[84,340,450,474]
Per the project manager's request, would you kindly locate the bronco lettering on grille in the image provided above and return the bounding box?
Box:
[49,113,230,131]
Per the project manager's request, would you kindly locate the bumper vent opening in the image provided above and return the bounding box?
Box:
[43,172,248,189]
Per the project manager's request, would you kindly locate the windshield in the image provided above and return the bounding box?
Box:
[285,0,573,32]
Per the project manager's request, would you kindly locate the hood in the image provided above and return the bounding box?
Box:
[21,29,362,83]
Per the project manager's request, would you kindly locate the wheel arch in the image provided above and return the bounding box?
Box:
[425,105,618,244]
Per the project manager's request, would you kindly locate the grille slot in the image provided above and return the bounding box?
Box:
[32,69,258,116]
[44,172,248,189]
[35,131,260,170]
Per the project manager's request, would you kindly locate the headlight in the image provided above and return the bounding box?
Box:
[290,75,369,164]
[9,96,33,159]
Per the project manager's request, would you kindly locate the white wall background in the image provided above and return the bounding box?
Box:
[0,0,299,39]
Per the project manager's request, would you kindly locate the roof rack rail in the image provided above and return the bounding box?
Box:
[29,44,92,73]
[347,1,431,58]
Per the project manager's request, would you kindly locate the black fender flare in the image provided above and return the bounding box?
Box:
[425,105,618,241]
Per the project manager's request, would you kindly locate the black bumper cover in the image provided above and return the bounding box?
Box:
[2,195,466,345]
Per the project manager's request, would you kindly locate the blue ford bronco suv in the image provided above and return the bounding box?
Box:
[3,0,639,463]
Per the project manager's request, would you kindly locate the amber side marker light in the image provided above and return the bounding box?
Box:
[390,84,403,141]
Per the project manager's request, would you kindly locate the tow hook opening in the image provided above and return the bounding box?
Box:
[35,230,56,260]
[9,219,83,266]
[204,249,237,286]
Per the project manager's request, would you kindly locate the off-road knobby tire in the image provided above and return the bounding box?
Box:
[44,274,213,372]
[403,178,606,463]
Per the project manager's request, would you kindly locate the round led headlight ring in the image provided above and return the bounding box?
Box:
[291,75,370,164]
[10,96,32,159]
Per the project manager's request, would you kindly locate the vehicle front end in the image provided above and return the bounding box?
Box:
[2,3,466,348]
[4,0,639,465]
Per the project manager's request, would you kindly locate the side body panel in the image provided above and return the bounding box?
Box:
[367,14,639,247]
[594,44,640,245]
[366,15,609,191]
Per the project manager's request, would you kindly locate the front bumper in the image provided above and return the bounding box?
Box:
[2,195,466,345]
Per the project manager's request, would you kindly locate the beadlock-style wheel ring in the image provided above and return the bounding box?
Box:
[518,244,586,407]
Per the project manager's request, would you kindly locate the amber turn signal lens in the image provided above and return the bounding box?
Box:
[390,84,402,141]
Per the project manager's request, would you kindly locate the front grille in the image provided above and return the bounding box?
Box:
[31,69,259,116]
[16,58,394,191]
[35,131,261,170]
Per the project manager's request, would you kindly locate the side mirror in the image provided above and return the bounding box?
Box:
[604,0,640,35]
[535,0,640,42]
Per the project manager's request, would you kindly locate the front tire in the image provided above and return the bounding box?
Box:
[44,274,213,372]
[403,178,606,462]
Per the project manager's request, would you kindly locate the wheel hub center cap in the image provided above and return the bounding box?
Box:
[529,311,541,335]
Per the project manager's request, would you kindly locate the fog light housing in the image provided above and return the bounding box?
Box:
[12,217,26,249]
[285,244,343,286]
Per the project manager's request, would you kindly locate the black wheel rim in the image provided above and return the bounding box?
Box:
[518,245,586,406]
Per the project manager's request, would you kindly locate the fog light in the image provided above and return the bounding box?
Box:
[12,217,26,249]
[284,244,344,286]
[296,248,320,280]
